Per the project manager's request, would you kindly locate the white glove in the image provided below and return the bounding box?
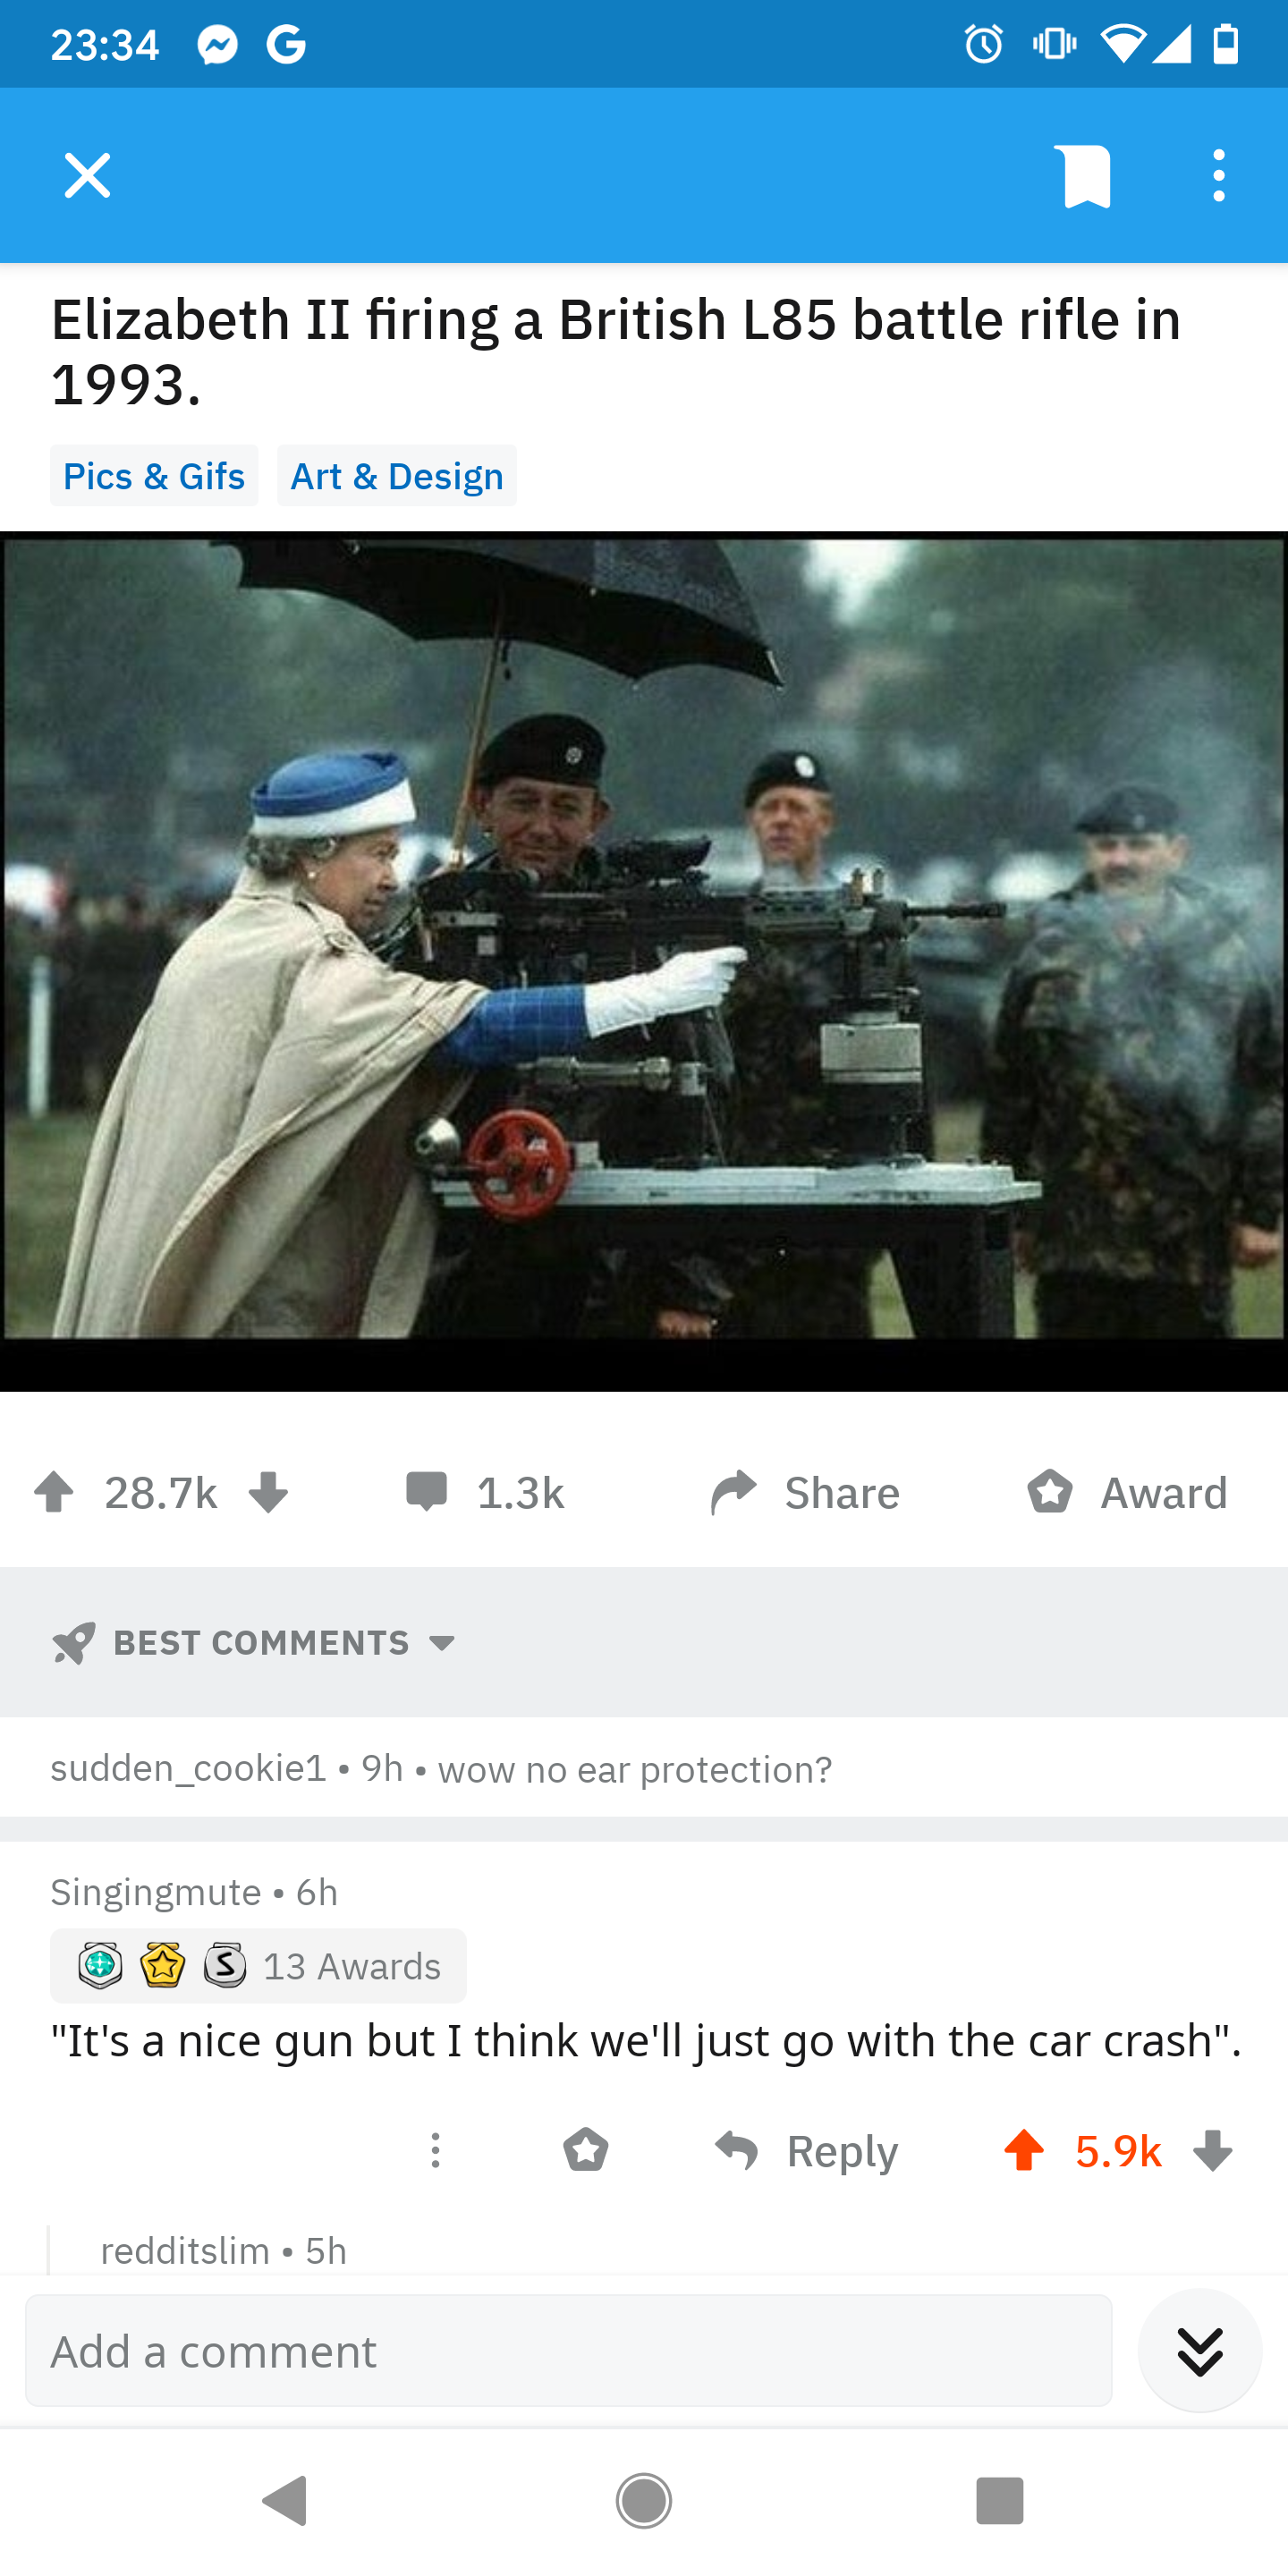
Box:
[585,946,747,1038]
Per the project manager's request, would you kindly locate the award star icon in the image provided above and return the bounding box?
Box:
[563,2126,609,2170]
[1027,1468,1073,1513]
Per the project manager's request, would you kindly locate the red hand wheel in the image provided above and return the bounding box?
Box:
[463,1109,573,1223]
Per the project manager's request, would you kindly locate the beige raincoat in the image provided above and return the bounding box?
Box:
[54,870,484,1339]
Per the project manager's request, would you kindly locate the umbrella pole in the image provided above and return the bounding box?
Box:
[446,614,504,866]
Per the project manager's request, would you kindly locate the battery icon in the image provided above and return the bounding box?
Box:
[1034,27,1077,55]
[1214,22,1238,62]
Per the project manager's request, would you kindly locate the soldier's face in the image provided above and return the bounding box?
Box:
[749,788,835,882]
[1083,831,1188,896]
[473,778,609,883]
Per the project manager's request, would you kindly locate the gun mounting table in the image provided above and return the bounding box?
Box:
[430,1162,1041,1339]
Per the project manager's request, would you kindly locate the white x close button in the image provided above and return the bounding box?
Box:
[64,152,111,199]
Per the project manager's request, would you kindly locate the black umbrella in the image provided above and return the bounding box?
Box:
[221,536,780,686]
[219,535,781,853]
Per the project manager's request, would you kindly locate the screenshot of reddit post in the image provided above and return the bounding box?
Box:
[2,5,1285,2572]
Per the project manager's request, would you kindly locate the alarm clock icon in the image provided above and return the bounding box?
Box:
[965,23,1004,61]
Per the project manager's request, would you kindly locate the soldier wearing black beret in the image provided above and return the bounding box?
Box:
[418,713,736,1342]
[723,748,877,1339]
[983,784,1282,1339]
[743,749,835,888]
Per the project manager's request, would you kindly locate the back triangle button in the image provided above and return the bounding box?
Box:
[263,2476,307,2526]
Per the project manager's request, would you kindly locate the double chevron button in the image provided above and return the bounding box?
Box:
[1139,2291,1262,2411]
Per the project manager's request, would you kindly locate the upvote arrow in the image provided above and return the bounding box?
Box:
[250,1470,288,1513]
[1193,2131,1233,2171]
[35,1470,73,1513]
[1004,2128,1044,2173]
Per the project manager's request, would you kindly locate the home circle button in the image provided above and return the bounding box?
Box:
[616,2473,673,2528]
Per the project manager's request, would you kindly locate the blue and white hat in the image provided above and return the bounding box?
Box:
[249,750,416,841]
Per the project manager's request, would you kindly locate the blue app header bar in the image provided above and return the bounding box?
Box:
[13,0,1282,89]
[6,87,1279,259]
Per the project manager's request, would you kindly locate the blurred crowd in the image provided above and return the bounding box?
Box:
[4,886,217,1113]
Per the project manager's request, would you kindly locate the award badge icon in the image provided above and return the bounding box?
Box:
[140,1941,185,1988]
[204,1942,247,1987]
[79,1940,122,1988]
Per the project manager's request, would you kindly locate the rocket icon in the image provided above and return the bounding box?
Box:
[53,1621,96,1665]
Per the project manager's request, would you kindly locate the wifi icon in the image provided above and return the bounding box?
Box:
[1101,21,1148,57]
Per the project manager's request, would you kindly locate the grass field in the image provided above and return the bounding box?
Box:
[5,1109,1283,1340]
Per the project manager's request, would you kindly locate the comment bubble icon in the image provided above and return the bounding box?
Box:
[407,1471,448,1511]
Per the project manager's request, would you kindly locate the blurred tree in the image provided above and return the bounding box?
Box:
[5,537,853,871]
[845,538,1284,868]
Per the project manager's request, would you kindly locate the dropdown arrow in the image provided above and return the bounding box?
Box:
[429,1635,453,1651]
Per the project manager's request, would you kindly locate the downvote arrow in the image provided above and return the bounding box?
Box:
[1193,2130,1233,2171]
[1004,2129,1044,2172]
[250,1471,287,1513]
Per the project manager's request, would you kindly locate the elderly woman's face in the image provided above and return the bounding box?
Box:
[309,830,402,934]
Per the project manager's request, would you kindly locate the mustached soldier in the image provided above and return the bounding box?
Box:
[982,784,1282,1339]
[724,750,876,1339]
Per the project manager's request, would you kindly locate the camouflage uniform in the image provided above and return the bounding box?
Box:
[982,876,1283,1338]
[724,918,877,1339]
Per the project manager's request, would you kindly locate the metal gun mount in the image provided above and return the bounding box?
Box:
[396,840,1038,1335]
[391,835,1007,1165]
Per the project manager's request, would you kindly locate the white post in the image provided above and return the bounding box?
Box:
[27,953,53,1120]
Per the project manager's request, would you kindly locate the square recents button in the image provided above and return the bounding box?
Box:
[977,2479,1024,2526]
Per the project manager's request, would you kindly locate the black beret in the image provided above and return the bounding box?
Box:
[1076,784,1182,835]
[744,749,832,806]
[475,714,606,792]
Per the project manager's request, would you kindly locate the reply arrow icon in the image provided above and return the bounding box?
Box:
[1004,2129,1044,2173]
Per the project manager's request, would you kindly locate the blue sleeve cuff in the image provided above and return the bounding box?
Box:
[437,984,590,1067]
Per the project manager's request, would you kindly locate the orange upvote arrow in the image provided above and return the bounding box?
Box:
[1004,2129,1044,2172]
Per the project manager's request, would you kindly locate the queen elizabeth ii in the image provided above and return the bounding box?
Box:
[55,749,742,1339]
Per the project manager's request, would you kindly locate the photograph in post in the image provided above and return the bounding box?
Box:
[4,532,1283,1361]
